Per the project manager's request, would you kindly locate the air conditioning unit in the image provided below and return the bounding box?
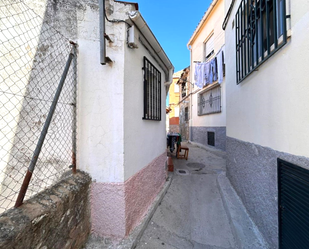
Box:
[128,25,138,49]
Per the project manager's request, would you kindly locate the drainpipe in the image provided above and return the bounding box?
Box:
[99,0,106,65]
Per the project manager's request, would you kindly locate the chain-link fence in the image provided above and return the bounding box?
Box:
[0,0,77,213]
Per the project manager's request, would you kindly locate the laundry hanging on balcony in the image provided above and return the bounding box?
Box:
[217,46,225,84]
[194,46,225,88]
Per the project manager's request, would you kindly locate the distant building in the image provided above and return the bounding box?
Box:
[187,0,226,151]
[168,71,181,133]
[177,67,191,141]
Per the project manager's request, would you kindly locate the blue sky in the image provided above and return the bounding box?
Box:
[135,0,212,73]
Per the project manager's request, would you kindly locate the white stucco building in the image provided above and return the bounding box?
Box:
[223,0,309,247]
[187,0,226,151]
[20,0,174,240]
[77,1,174,238]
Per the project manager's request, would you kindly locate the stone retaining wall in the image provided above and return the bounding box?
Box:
[0,171,91,249]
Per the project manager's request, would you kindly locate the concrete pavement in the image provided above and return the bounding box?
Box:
[85,142,268,249]
[135,142,236,249]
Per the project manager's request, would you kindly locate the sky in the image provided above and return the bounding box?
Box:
[135,0,212,73]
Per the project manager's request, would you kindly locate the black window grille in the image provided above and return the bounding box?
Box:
[208,132,215,146]
[143,57,161,121]
[181,83,187,98]
[235,0,287,83]
[198,85,221,115]
[185,107,189,121]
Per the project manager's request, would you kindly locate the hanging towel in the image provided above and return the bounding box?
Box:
[217,46,225,84]
[209,58,218,83]
[204,62,211,86]
[194,63,203,88]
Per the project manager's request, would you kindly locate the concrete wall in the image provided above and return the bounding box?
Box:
[192,126,226,151]
[224,0,309,247]
[189,0,226,150]
[0,171,91,249]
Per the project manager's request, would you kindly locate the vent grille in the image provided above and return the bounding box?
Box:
[207,132,215,146]
[278,158,309,248]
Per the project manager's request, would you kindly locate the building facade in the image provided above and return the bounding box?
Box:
[177,67,191,141]
[188,0,226,151]
[224,0,309,247]
[21,0,174,240]
[168,71,181,133]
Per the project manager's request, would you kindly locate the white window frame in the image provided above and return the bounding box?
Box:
[204,33,214,61]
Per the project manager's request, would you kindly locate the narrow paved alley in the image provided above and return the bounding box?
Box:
[135,143,236,249]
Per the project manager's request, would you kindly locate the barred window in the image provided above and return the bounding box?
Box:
[185,107,189,121]
[142,57,161,121]
[198,85,221,115]
[181,82,187,98]
[235,0,287,83]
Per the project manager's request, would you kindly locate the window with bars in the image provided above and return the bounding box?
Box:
[142,57,161,121]
[198,85,221,115]
[235,0,287,83]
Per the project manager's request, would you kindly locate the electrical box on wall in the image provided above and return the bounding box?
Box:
[128,25,138,48]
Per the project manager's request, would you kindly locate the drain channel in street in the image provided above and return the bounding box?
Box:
[176,169,189,175]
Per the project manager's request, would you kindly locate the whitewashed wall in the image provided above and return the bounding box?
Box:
[225,0,309,158]
[123,32,167,181]
[77,1,136,183]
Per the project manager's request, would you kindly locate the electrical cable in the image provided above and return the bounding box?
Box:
[104,9,132,27]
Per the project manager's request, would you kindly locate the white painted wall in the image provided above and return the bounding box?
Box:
[225,0,309,157]
[77,1,170,182]
[189,0,226,128]
[77,2,135,183]
[123,32,167,181]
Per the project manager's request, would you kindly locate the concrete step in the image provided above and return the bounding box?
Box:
[217,174,269,249]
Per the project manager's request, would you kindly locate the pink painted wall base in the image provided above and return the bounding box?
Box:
[90,152,167,238]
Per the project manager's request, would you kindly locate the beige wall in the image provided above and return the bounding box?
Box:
[225,0,309,157]
[169,74,180,125]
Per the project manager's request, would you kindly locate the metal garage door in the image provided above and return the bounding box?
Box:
[278,158,309,248]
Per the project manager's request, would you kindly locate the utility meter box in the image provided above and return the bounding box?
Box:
[128,25,138,48]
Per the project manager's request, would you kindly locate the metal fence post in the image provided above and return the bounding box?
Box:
[14,50,75,208]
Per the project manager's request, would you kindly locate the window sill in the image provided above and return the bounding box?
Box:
[198,110,222,116]
[198,82,220,95]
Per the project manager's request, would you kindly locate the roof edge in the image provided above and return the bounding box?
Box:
[129,11,174,86]
[187,0,219,47]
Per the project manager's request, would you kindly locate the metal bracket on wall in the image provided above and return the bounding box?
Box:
[104,33,113,43]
